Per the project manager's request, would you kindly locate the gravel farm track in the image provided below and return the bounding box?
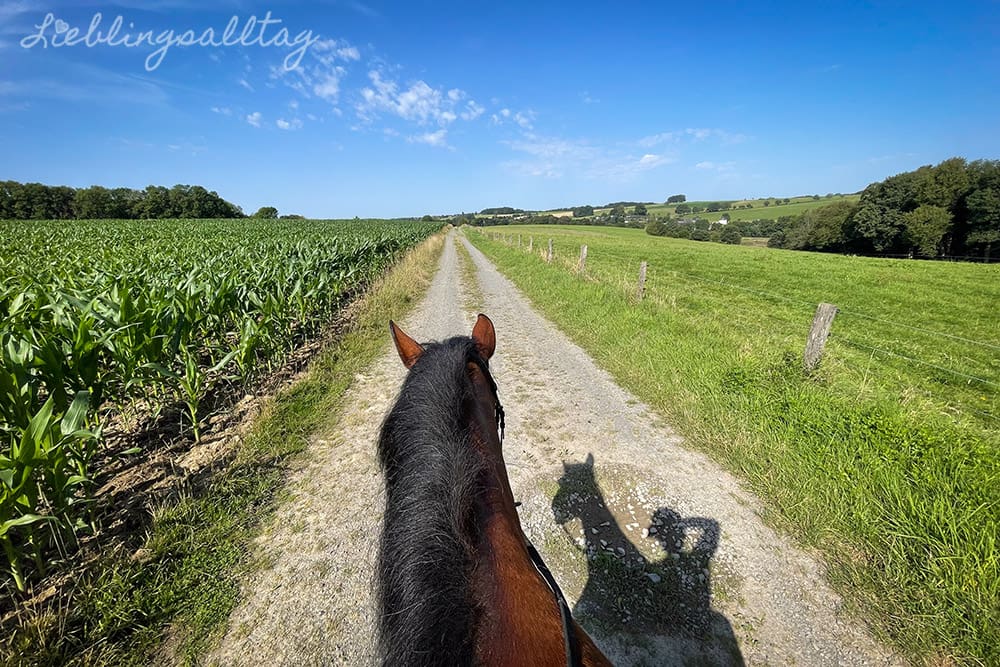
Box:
[208,229,905,666]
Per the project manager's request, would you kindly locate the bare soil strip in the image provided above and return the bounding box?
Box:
[209,230,904,666]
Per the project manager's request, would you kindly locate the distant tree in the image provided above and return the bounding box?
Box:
[572,205,594,217]
[964,178,1000,260]
[645,217,666,236]
[666,194,686,204]
[786,200,858,251]
[762,200,770,207]
[633,203,647,215]
[690,229,710,241]
[253,206,279,219]
[421,214,435,221]
[610,205,626,223]
[812,194,821,200]
[904,205,951,256]
[74,186,112,218]
[481,206,523,215]
[139,185,172,218]
[767,230,787,248]
[674,203,691,214]
[850,203,906,252]
[279,214,306,219]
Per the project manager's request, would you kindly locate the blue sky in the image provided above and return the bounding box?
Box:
[1,1,998,218]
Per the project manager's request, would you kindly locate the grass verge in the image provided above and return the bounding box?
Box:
[3,230,446,666]
[466,226,998,666]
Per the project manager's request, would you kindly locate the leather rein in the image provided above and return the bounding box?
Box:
[470,354,582,667]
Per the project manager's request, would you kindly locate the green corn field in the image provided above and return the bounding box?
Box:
[0,217,437,592]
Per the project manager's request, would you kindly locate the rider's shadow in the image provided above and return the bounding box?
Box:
[552,454,744,664]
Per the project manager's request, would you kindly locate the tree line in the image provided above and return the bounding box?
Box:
[769,158,1000,260]
[0,181,245,219]
[645,217,743,245]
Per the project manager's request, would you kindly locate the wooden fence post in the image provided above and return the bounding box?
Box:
[578,245,588,273]
[518,234,522,248]
[528,236,533,252]
[547,239,553,263]
[804,303,838,371]
[637,261,648,301]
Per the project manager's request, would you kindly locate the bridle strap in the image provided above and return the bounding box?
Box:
[526,541,583,667]
[471,353,578,666]
[469,354,504,444]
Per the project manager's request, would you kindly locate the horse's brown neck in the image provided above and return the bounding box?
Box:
[465,366,610,667]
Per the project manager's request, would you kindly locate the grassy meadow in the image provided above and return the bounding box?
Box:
[578,194,862,222]
[467,225,999,665]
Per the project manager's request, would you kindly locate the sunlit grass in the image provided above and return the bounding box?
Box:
[468,225,999,666]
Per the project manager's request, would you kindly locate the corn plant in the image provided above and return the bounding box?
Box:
[0,217,438,590]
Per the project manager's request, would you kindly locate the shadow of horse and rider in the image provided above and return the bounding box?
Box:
[551,454,745,665]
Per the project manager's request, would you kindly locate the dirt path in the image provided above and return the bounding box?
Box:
[209,229,904,666]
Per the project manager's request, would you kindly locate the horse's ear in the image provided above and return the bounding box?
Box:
[471,313,496,360]
[389,321,424,369]
[586,452,594,466]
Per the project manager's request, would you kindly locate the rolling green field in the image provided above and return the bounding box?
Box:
[468,225,999,665]
[644,194,862,222]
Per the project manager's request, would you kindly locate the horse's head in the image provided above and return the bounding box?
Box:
[387,313,502,451]
[389,313,496,368]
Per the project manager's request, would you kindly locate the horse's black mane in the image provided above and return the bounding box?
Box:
[376,335,491,667]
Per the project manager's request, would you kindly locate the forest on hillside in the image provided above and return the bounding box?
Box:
[770,158,1000,260]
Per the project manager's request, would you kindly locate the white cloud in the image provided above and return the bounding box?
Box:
[408,129,449,147]
[514,111,534,129]
[637,132,678,148]
[276,117,302,130]
[461,100,485,121]
[313,67,345,101]
[695,160,736,171]
[504,133,675,181]
[639,128,747,149]
[337,46,361,61]
[686,128,747,144]
[238,78,254,92]
[246,111,262,127]
[491,107,534,129]
[356,70,482,128]
[210,106,232,115]
[271,38,360,105]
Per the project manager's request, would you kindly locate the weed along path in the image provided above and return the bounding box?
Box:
[209,229,903,666]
